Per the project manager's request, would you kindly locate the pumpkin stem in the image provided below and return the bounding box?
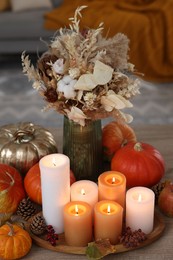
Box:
[7,222,15,236]
[134,142,143,151]
[14,129,34,144]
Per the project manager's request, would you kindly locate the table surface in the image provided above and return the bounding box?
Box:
[24,124,173,260]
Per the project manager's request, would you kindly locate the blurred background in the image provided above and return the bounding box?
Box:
[0,0,173,128]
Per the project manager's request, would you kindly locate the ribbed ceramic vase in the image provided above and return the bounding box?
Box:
[63,116,103,181]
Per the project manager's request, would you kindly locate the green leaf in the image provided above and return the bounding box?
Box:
[86,239,116,259]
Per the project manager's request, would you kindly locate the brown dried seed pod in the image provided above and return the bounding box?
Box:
[119,227,147,248]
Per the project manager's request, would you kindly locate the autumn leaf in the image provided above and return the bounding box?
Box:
[86,238,116,259]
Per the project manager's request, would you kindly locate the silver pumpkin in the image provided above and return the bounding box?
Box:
[0,122,58,176]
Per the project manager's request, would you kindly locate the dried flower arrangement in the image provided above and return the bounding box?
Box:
[21,6,140,126]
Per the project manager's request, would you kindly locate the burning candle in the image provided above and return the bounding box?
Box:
[94,200,123,244]
[70,180,98,209]
[64,201,92,246]
[98,171,126,208]
[39,153,70,234]
[126,186,155,234]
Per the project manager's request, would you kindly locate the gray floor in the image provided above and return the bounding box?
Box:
[0,54,173,128]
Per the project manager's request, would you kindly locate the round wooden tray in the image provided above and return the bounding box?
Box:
[25,210,165,255]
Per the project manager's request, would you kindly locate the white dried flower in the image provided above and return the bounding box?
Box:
[118,78,140,98]
[58,75,77,99]
[32,81,42,90]
[52,58,64,74]
[84,93,97,107]
[69,67,80,79]
[65,106,87,126]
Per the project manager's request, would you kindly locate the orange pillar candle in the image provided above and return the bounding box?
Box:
[94,200,123,245]
[98,171,126,208]
[64,201,92,246]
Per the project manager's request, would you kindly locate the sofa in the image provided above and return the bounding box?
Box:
[0,0,63,54]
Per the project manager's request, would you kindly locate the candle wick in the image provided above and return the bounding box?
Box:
[107,205,111,214]
[75,205,79,215]
[112,177,116,184]
[81,189,85,195]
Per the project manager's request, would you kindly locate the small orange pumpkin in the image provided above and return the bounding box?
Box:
[24,163,42,205]
[0,223,32,260]
[102,121,137,161]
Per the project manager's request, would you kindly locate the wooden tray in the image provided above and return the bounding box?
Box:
[25,210,165,255]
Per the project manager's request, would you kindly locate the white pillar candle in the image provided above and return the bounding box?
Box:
[126,186,155,234]
[39,153,70,234]
[70,180,98,209]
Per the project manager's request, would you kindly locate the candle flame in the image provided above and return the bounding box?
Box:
[52,157,56,167]
[107,204,111,214]
[75,205,79,215]
[81,188,85,195]
[138,194,142,202]
[112,177,116,184]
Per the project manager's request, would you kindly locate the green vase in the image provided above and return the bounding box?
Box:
[63,116,103,181]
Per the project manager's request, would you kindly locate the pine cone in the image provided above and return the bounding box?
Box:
[30,212,46,235]
[16,197,36,220]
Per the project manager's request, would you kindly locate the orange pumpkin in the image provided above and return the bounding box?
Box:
[0,164,25,214]
[70,169,76,186]
[24,163,42,205]
[111,142,165,188]
[24,163,76,205]
[0,223,32,260]
[102,121,137,161]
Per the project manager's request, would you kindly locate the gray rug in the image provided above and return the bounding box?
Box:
[0,55,173,128]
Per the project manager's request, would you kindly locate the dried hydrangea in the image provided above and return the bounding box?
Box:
[21,6,141,126]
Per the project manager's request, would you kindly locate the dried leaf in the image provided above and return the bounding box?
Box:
[86,238,116,259]
[93,61,113,85]
[120,111,133,123]
[74,61,113,91]
[74,74,97,91]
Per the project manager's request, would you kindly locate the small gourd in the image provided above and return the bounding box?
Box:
[0,223,32,259]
